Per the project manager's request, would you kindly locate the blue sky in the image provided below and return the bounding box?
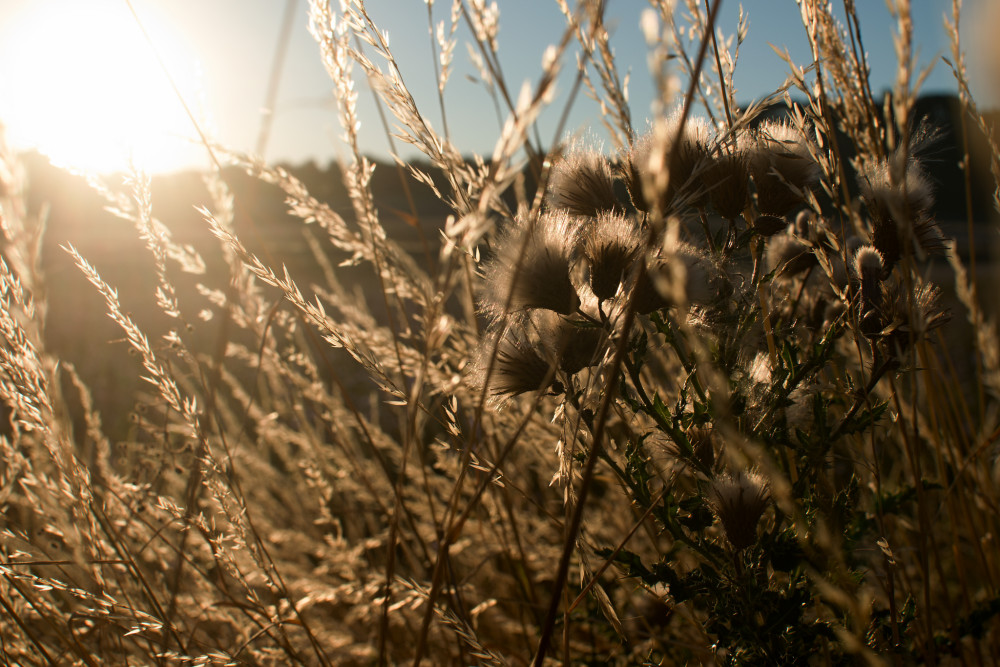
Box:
[0,0,988,173]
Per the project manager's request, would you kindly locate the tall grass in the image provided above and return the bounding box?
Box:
[0,0,998,664]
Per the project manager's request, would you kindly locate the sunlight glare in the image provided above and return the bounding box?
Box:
[0,0,203,174]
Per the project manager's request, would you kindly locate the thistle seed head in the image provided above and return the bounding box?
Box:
[859,157,944,268]
[853,245,884,287]
[765,232,815,278]
[853,245,885,336]
[481,211,581,319]
[532,310,609,375]
[879,278,950,353]
[547,148,621,218]
[710,470,771,552]
[583,212,642,302]
[624,115,713,213]
[746,120,820,217]
[703,143,750,219]
[471,324,561,406]
[630,241,714,313]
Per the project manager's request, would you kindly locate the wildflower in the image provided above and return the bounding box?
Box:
[746,120,820,217]
[710,470,770,552]
[858,157,944,270]
[583,212,642,302]
[624,115,713,213]
[547,148,621,217]
[481,211,580,319]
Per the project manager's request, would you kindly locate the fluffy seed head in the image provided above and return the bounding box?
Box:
[471,324,560,406]
[710,470,771,551]
[746,120,820,217]
[533,310,609,375]
[482,211,581,319]
[859,158,935,223]
[583,212,642,301]
[853,245,884,284]
[879,278,950,353]
[853,245,885,336]
[859,157,944,268]
[625,116,713,213]
[630,241,714,313]
[547,148,621,217]
[765,232,815,278]
[703,142,750,219]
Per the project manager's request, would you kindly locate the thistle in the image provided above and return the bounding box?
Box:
[703,141,750,219]
[765,232,815,278]
[853,245,884,337]
[746,120,820,217]
[532,309,608,375]
[624,115,713,213]
[481,211,581,319]
[583,212,642,302]
[858,157,944,270]
[547,148,622,218]
[629,241,714,313]
[471,324,561,404]
[878,277,950,353]
[710,470,771,552]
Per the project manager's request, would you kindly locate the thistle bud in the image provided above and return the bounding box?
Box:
[853,246,884,304]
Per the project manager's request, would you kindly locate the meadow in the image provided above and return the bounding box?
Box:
[0,0,999,664]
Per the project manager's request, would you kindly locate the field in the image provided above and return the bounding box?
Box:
[1,1,1000,665]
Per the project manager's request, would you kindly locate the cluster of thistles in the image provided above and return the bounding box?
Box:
[471,112,947,405]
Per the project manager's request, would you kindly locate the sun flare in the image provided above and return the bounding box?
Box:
[0,0,202,174]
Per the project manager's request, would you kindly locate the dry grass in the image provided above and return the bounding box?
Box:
[0,0,998,664]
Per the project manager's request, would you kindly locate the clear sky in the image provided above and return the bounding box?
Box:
[0,0,988,174]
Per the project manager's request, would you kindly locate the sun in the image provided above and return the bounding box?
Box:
[0,0,203,174]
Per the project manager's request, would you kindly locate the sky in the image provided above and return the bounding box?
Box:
[0,0,991,175]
